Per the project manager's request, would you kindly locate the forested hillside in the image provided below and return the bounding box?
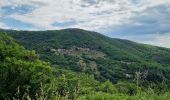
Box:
[4,29,170,85]
[1,29,170,99]
[0,32,110,99]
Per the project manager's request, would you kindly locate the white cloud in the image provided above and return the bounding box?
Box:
[124,33,170,48]
[1,0,170,30]
[0,0,168,31]
[0,22,10,29]
[146,33,170,48]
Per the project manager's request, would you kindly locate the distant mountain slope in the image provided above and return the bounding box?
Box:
[0,32,104,99]
[2,28,170,85]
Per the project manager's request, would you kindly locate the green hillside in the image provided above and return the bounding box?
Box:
[3,28,170,86]
[0,32,110,99]
[1,31,170,100]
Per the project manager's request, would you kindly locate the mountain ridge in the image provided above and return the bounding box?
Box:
[1,28,170,85]
[1,28,169,49]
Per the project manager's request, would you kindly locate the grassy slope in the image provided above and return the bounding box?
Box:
[4,28,170,64]
[1,31,170,99]
[2,28,170,84]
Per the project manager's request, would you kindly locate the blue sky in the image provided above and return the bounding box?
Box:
[0,0,170,48]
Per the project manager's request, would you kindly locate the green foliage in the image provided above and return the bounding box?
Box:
[1,29,170,99]
[98,80,117,94]
[114,81,137,95]
[3,28,170,87]
[78,91,170,100]
[0,32,55,99]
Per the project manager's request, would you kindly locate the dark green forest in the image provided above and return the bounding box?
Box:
[1,29,170,100]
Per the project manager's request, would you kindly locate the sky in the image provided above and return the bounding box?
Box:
[0,0,170,48]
